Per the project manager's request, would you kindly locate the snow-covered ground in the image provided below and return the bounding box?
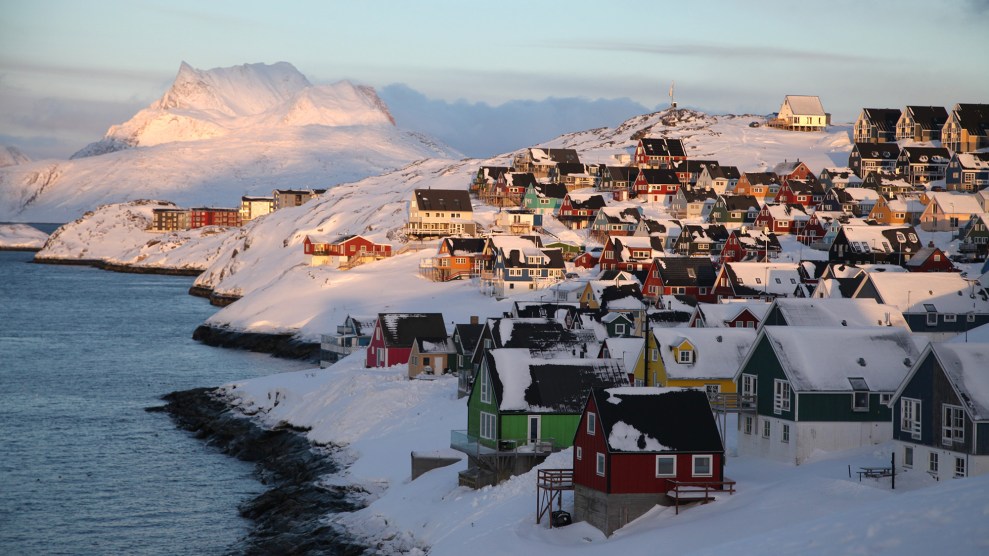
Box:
[0,223,49,249]
[223,354,989,555]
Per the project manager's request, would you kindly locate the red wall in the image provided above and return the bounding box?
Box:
[573,397,609,492]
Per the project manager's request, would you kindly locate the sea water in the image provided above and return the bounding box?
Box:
[0,250,312,555]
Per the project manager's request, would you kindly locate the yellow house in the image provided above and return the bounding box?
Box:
[599,337,645,386]
[868,195,927,226]
[649,328,757,398]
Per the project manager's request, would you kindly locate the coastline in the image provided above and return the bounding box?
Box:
[192,324,320,360]
[0,246,42,252]
[150,387,366,555]
[32,256,204,276]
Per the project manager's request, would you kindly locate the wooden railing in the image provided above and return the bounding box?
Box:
[667,479,736,515]
[536,469,574,526]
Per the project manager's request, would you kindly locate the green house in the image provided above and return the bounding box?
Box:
[734,326,921,465]
[452,348,628,487]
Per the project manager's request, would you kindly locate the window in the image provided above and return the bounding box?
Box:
[596,453,605,476]
[705,384,720,400]
[774,380,791,414]
[955,457,966,478]
[926,312,938,326]
[943,405,965,444]
[782,424,790,444]
[742,374,757,397]
[744,416,753,435]
[881,393,893,406]
[763,420,771,438]
[480,412,496,440]
[901,398,921,439]
[849,377,870,412]
[692,455,713,477]
[679,349,694,363]
[410,356,418,366]
[480,369,491,403]
[656,455,676,477]
[576,446,582,460]
[904,446,913,468]
[508,269,523,277]
[968,313,976,323]
[651,349,659,362]
[587,412,596,435]
[945,314,956,323]
[929,452,939,474]
[614,323,626,337]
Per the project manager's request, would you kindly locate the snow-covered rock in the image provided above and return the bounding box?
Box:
[0,62,457,222]
[0,146,31,168]
[0,223,49,249]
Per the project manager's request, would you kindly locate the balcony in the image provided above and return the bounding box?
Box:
[450,430,559,460]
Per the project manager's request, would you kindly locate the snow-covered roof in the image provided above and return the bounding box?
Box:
[694,300,771,327]
[487,348,626,412]
[859,273,989,314]
[769,298,908,328]
[591,387,723,453]
[653,328,756,381]
[784,95,826,116]
[927,192,984,215]
[602,337,644,375]
[725,262,803,296]
[931,343,989,420]
[758,326,921,392]
[842,188,881,202]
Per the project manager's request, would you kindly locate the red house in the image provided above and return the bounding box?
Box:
[365,313,447,368]
[753,203,808,235]
[633,169,681,204]
[634,137,687,169]
[903,245,957,272]
[189,207,241,228]
[718,228,782,264]
[573,387,727,536]
[303,234,393,268]
[557,192,607,229]
[599,235,665,272]
[573,248,602,269]
[771,159,814,181]
[641,256,716,303]
[773,179,824,208]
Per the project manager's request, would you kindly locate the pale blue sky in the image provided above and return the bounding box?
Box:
[2,0,988,158]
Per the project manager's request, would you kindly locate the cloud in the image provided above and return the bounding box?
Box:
[556,40,875,64]
[0,58,169,85]
[378,84,651,159]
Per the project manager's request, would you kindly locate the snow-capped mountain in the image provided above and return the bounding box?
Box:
[0,146,31,168]
[0,62,457,222]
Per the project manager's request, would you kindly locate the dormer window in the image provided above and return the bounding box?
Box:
[849,377,870,412]
[679,348,695,364]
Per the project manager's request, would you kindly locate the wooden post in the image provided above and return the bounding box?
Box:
[891,452,896,490]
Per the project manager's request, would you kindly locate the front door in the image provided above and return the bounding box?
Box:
[528,415,540,444]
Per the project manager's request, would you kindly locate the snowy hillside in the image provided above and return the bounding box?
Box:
[222,355,989,555]
[0,223,49,249]
[0,62,458,222]
[0,146,31,168]
[35,199,236,271]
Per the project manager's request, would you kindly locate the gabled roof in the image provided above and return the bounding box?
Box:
[638,168,681,185]
[926,192,984,214]
[598,283,644,311]
[853,143,900,160]
[596,206,643,225]
[606,166,640,182]
[564,193,608,210]
[903,246,947,268]
[512,301,580,322]
[652,256,717,287]
[693,300,771,327]
[639,138,686,158]
[951,103,989,136]
[771,160,807,176]
[452,323,485,353]
[899,146,951,164]
[528,182,569,199]
[590,387,723,453]
[414,337,455,354]
[784,95,826,116]
[680,224,730,243]
[926,343,989,420]
[441,237,486,256]
[486,317,591,352]
[345,314,378,336]
[413,189,472,212]
[501,247,566,270]
[743,172,782,186]
[855,272,989,314]
[719,195,760,211]
[601,337,644,375]
[486,349,627,412]
[904,106,948,131]
[722,262,802,296]
[653,328,756,381]
[954,152,989,170]
[863,108,901,132]
[745,326,922,392]
[556,162,588,176]
[527,147,582,165]
[377,313,448,348]
[767,298,908,328]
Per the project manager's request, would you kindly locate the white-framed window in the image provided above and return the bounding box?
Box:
[741,374,757,397]
[596,452,605,476]
[615,324,626,336]
[744,416,753,435]
[929,452,939,473]
[927,312,938,326]
[774,379,791,414]
[576,446,582,460]
[904,446,913,468]
[852,391,870,412]
[881,393,893,406]
[968,313,976,322]
[782,424,790,443]
[651,349,659,362]
[678,349,694,363]
[480,411,496,440]
[901,398,921,439]
[656,455,677,477]
[587,412,596,435]
[762,420,771,438]
[480,369,491,404]
[692,455,713,477]
[955,457,967,478]
[943,405,965,444]
[705,384,720,400]
[508,269,523,277]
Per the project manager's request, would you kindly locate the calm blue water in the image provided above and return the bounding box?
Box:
[0,250,312,555]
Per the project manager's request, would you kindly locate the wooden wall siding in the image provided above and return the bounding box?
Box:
[797,392,892,422]
[574,398,609,492]
[744,339,793,419]
[608,453,723,495]
[893,355,935,445]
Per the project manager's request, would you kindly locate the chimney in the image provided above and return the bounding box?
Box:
[470,315,479,325]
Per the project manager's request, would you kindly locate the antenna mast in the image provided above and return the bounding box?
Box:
[669,81,677,109]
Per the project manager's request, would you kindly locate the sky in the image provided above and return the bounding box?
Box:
[2,0,988,159]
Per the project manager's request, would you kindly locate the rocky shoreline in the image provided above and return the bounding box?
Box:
[193,324,321,361]
[32,256,204,276]
[0,246,42,252]
[149,387,367,556]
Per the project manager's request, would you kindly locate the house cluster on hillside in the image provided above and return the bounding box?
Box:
[148,188,325,232]
[309,96,989,538]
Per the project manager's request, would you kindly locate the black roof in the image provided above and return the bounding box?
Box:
[376,313,448,348]
[414,189,472,212]
[853,142,900,160]
[502,248,566,270]
[590,388,723,453]
[531,182,569,199]
[556,163,587,176]
[953,104,989,136]
[639,138,687,158]
[863,108,901,132]
[567,194,607,211]
[599,283,644,309]
[899,146,951,164]
[743,172,781,186]
[485,353,627,414]
[453,323,485,353]
[504,172,538,188]
[534,148,582,164]
[638,168,681,184]
[488,318,585,350]
[442,237,486,255]
[653,257,717,287]
[720,195,760,211]
[606,166,639,182]
[905,106,948,131]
